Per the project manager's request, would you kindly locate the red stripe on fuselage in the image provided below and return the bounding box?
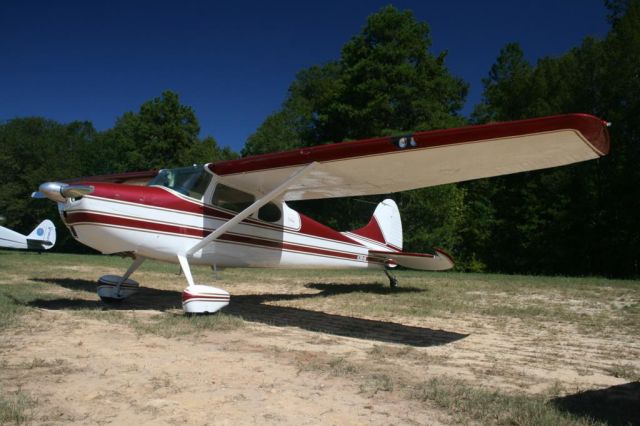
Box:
[182,293,230,302]
[65,211,365,262]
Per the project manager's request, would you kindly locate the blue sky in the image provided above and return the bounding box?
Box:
[1,1,609,152]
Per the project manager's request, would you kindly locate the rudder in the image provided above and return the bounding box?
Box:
[348,199,402,251]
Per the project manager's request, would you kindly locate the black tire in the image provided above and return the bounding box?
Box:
[99,296,124,304]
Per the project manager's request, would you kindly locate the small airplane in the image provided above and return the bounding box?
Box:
[33,114,610,313]
[0,219,56,251]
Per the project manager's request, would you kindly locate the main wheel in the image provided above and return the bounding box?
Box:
[97,275,139,303]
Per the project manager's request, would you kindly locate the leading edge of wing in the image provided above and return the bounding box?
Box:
[209,114,610,177]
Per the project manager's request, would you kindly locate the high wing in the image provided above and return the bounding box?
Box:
[209,114,610,200]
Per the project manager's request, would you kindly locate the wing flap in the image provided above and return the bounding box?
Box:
[210,114,609,200]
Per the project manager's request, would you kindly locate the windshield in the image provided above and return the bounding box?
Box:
[148,165,212,200]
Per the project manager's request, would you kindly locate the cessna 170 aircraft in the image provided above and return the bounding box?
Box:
[0,219,56,251]
[33,114,610,313]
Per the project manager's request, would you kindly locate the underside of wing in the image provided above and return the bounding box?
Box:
[209,114,610,200]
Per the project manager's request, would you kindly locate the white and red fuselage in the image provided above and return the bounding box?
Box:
[59,182,392,270]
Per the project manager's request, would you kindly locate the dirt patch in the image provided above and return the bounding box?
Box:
[1,310,449,425]
[2,301,638,424]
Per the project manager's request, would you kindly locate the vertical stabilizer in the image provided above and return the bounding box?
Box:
[345,199,402,251]
[26,219,56,250]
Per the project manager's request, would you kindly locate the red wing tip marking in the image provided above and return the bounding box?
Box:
[433,247,454,263]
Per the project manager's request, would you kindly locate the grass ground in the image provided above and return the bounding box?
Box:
[0,250,638,425]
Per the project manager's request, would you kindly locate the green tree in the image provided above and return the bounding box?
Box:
[0,117,97,251]
[183,135,238,165]
[99,91,201,171]
[469,0,640,276]
[245,6,469,257]
[332,6,467,140]
[242,109,305,157]
[472,43,534,123]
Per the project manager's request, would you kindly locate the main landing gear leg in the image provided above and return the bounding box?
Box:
[97,256,146,303]
[179,164,318,314]
[178,255,230,314]
[384,266,398,288]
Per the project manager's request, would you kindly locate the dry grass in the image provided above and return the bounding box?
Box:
[0,389,34,425]
[408,378,602,426]
[287,346,606,425]
[606,363,640,381]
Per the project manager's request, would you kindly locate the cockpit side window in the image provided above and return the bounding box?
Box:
[206,182,282,222]
[188,172,212,200]
[148,165,212,200]
[210,183,255,212]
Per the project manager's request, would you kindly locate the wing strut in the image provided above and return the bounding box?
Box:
[185,162,318,257]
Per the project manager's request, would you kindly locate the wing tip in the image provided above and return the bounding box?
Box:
[565,113,611,157]
[434,247,455,267]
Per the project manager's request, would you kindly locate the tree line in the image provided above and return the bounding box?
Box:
[1,2,638,277]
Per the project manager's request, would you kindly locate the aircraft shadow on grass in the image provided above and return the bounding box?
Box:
[28,277,467,347]
[551,381,640,426]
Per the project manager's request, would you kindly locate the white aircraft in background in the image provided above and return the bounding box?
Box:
[33,114,610,314]
[0,219,56,251]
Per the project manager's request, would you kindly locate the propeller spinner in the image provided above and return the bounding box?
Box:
[32,182,94,202]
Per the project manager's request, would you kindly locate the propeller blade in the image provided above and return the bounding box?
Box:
[62,185,94,199]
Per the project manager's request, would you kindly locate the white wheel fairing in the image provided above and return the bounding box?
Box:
[182,285,230,313]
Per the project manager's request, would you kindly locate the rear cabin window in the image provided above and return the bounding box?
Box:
[258,203,282,222]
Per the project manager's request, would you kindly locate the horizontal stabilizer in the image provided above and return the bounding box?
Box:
[369,248,454,271]
[0,219,56,250]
